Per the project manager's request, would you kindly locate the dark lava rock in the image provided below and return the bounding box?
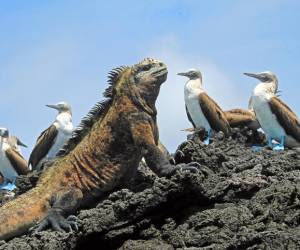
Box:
[118,239,174,250]
[15,170,41,195]
[1,128,300,250]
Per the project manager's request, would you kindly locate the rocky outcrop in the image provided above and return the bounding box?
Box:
[0,128,299,250]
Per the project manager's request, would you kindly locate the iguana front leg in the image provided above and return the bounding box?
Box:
[132,119,199,177]
[32,188,83,233]
[144,144,199,176]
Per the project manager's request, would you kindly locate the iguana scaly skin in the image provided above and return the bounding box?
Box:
[0,58,197,240]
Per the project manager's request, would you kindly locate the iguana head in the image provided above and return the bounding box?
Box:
[110,58,168,114]
[132,58,168,87]
[102,58,168,115]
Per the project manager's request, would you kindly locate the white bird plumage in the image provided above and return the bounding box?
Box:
[245,71,300,150]
[29,101,74,170]
[0,128,29,191]
[46,112,73,159]
[184,77,211,131]
[178,69,230,145]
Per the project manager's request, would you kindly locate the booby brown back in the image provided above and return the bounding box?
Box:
[224,108,260,130]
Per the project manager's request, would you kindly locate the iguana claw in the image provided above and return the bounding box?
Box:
[30,210,78,234]
[172,140,196,164]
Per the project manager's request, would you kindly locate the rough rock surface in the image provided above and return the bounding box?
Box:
[0,128,300,250]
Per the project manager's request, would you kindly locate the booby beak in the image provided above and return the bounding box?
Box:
[16,138,28,148]
[177,72,188,77]
[244,72,263,81]
[46,104,60,110]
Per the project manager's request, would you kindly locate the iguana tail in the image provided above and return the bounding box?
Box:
[0,187,50,240]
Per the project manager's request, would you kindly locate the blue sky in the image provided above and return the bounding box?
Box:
[0,0,299,158]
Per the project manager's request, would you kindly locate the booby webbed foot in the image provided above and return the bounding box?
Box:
[272,136,285,151]
[273,144,284,151]
[203,137,210,145]
[0,182,16,191]
[0,179,17,191]
[31,210,78,234]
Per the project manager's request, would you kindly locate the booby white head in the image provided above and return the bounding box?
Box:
[0,128,28,150]
[0,128,9,140]
[244,71,278,96]
[29,101,74,170]
[177,69,203,87]
[244,71,300,150]
[46,101,72,115]
[178,69,230,145]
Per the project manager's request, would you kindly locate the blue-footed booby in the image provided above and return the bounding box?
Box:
[29,102,73,170]
[178,69,230,144]
[244,71,300,150]
[0,128,29,191]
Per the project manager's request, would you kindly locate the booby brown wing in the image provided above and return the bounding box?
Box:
[269,96,300,142]
[5,148,29,175]
[185,105,196,128]
[225,109,260,130]
[29,124,58,170]
[198,93,231,136]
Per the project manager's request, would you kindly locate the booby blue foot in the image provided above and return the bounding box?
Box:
[273,144,284,151]
[203,137,210,145]
[203,129,211,145]
[0,182,17,191]
[272,136,285,151]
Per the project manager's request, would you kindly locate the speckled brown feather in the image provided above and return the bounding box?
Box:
[29,125,58,170]
[5,148,29,175]
[224,109,260,130]
[198,93,231,136]
[269,96,300,142]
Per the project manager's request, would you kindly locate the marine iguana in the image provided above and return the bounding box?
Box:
[0,58,198,241]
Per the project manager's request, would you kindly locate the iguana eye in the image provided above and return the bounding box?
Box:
[142,65,151,71]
